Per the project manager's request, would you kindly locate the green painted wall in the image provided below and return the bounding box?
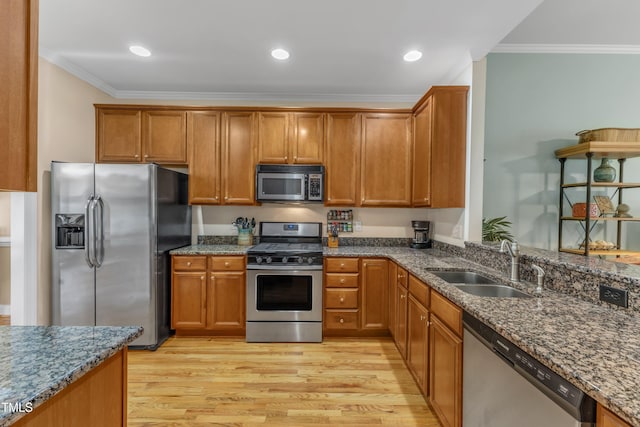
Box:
[483,53,640,251]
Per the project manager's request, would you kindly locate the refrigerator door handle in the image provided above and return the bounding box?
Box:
[84,195,95,268]
[94,195,105,268]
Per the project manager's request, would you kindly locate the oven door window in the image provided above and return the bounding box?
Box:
[256,275,312,311]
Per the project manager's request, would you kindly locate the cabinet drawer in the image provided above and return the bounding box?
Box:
[430,290,462,336]
[173,256,207,271]
[325,288,359,309]
[397,267,408,288]
[408,275,429,307]
[325,257,359,273]
[324,310,359,329]
[325,273,359,288]
[209,256,245,271]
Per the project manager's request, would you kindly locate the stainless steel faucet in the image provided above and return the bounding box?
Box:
[531,264,545,294]
[500,239,520,282]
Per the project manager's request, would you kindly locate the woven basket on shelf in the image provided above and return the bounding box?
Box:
[576,128,640,143]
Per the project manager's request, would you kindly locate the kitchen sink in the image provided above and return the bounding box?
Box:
[430,271,496,284]
[454,284,531,298]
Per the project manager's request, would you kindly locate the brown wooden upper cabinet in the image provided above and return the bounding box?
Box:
[188,111,256,205]
[0,0,38,192]
[257,112,324,164]
[96,107,188,165]
[324,113,361,206]
[412,86,468,208]
[360,113,413,207]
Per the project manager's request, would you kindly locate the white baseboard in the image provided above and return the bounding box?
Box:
[0,305,10,316]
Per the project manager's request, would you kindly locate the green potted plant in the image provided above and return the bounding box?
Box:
[482,216,514,242]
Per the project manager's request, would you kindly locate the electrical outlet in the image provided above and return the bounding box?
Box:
[354,221,363,232]
[599,284,629,308]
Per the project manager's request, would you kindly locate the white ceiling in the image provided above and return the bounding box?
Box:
[38,0,639,104]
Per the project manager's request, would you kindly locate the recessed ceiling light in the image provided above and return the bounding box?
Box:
[129,45,151,57]
[271,48,290,60]
[403,50,422,62]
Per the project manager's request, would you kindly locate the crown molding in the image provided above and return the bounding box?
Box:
[492,43,640,54]
[39,48,118,96]
[39,49,420,104]
[112,89,420,104]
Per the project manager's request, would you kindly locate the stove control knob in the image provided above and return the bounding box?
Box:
[265,256,272,264]
[297,257,304,264]
[256,257,263,264]
[307,257,314,265]
[282,257,289,264]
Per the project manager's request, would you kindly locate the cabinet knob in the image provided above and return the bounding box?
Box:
[400,294,405,299]
[420,315,425,321]
[144,154,149,158]
[211,275,214,280]
[224,262,230,267]
[187,261,192,266]
[285,156,288,162]
[224,196,228,200]
[340,263,345,268]
[339,296,345,303]
[328,197,331,201]
[200,276,204,280]
[339,318,344,324]
[134,154,139,158]
[340,278,345,284]
[213,196,218,200]
[294,156,298,161]
[424,198,428,201]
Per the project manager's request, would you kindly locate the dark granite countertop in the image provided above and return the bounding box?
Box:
[170,244,250,255]
[0,326,143,426]
[169,243,640,425]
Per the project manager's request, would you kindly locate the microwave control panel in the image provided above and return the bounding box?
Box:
[307,174,323,201]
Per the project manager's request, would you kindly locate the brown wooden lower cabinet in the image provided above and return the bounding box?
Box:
[407,294,429,395]
[13,350,127,427]
[171,255,246,335]
[429,313,462,427]
[323,257,389,337]
[597,403,632,427]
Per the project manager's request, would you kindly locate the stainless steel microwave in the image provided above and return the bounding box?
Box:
[256,164,324,203]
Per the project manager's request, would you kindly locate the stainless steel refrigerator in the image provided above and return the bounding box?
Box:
[51,162,191,349]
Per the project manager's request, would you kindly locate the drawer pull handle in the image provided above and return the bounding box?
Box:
[224,261,230,267]
[339,318,344,324]
[340,278,345,284]
[187,261,192,267]
[339,297,345,303]
[400,294,405,299]
[340,263,345,268]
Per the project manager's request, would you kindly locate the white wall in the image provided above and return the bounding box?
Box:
[483,53,640,250]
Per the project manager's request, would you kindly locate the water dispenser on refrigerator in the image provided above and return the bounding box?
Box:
[55,214,85,249]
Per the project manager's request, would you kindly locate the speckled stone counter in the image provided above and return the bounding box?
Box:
[171,244,250,255]
[174,242,640,425]
[0,326,143,426]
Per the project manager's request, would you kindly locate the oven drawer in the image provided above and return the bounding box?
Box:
[325,273,359,288]
[325,288,359,309]
[209,256,245,271]
[325,257,359,273]
[173,256,207,271]
[324,309,359,329]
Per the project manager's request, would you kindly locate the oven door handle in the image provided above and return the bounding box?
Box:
[247,265,323,271]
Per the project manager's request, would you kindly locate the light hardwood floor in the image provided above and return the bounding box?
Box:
[128,337,439,426]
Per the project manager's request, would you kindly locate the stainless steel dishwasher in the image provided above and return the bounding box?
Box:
[463,312,596,427]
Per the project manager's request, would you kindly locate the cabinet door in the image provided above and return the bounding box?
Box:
[597,404,632,427]
[96,109,142,163]
[407,295,429,395]
[412,97,432,206]
[325,113,361,206]
[0,0,37,191]
[387,262,397,338]
[360,259,388,330]
[429,315,462,427]
[221,112,256,205]
[142,110,187,164]
[257,112,289,163]
[395,284,408,358]
[188,111,221,204]
[429,88,468,208]
[360,113,412,206]
[207,272,246,330]
[171,271,206,329]
[290,112,324,164]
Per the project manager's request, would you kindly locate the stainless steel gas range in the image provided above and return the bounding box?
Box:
[246,222,323,343]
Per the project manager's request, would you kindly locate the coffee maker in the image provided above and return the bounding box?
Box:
[411,220,431,249]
